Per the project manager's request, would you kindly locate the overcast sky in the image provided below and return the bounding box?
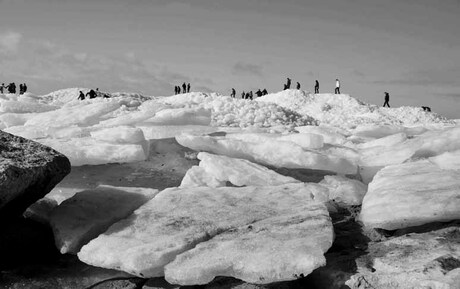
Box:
[0,0,459,118]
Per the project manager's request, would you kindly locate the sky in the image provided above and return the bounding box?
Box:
[0,0,459,118]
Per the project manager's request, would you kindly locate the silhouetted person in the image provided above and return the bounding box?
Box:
[422,106,431,112]
[0,83,4,94]
[315,80,319,94]
[86,89,97,99]
[187,83,191,93]
[255,89,263,97]
[8,82,16,94]
[245,92,250,99]
[78,91,85,100]
[262,89,268,95]
[182,83,187,94]
[296,82,301,90]
[241,91,245,99]
[383,92,390,107]
[174,86,177,95]
[335,79,340,94]
[23,83,27,93]
[231,88,236,98]
[249,91,253,100]
[286,78,291,89]
[283,84,288,90]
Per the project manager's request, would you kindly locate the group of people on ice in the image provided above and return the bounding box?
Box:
[0,82,28,94]
[174,83,191,95]
[78,88,109,100]
[283,78,336,94]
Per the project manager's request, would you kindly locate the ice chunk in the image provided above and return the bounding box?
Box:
[25,100,121,127]
[428,150,460,170]
[360,159,460,230]
[90,126,146,144]
[78,184,333,280]
[50,185,158,254]
[4,125,48,139]
[180,166,225,188]
[295,125,349,145]
[180,152,300,188]
[40,137,147,166]
[226,132,324,149]
[165,202,332,285]
[176,134,357,175]
[137,125,218,140]
[319,175,367,205]
[357,132,407,149]
[0,100,58,113]
[0,113,36,127]
[146,107,212,126]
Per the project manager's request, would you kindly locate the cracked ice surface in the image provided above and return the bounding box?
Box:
[77,184,333,282]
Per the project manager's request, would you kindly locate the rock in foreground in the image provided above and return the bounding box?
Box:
[360,159,460,230]
[78,184,333,284]
[0,130,70,217]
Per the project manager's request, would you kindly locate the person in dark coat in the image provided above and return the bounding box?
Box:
[23,83,27,93]
[296,82,301,90]
[19,84,24,95]
[245,92,250,99]
[286,78,291,89]
[187,83,191,93]
[9,83,16,94]
[255,89,263,97]
[241,91,245,99]
[182,83,187,94]
[383,92,390,107]
[315,80,319,94]
[78,91,85,100]
[249,91,253,100]
[86,89,97,99]
[0,83,4,94]
[231,88,236,98]
[262,89,268,95]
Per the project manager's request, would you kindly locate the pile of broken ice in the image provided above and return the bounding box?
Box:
[2,88,460,286]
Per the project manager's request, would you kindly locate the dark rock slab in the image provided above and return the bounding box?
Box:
[0,131,70,218]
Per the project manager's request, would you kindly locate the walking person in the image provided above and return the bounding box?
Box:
[182,83,187,94]
[187,83,191,93]
[231,88,236,98]
[383,92,390,107]
[314,80,319,94]
[335,79,340,94]
[296,82,301,90]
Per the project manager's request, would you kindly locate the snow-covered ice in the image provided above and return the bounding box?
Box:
[77,184,333,280]
[360,158,460,230]
[176,133,357,175]
[165,201,332,285]
[180,152,300,188]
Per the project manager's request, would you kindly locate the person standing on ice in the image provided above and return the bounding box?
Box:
[286,78,291,89]
[296,82,301,90]
[19,84,24,95]
[78,91,85,100]
[0,83,4,94]
[231,88,236,98]
[315,80,319,93]
[241,91,245,99]
[255,89,263,97]
[262,88,268,95]
[23,83,27,93]
[335,79,340,94]
[383,92,390,107]
[182,83,187,94]
[187,83,191,93]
